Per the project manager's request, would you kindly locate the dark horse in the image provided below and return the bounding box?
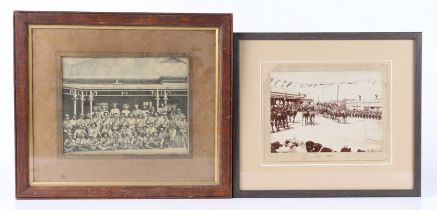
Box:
[271,108,289,132]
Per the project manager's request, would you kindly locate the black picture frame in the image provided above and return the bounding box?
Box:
[232,32,422,198]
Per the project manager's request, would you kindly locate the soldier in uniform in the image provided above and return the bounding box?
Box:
[111,129,121,150]
[167,114,178,148]
[63,133,77,153]
[76,113,86,128]
[88,123,101,141]
[150,132,160,148]
[137,130,148,149]
[101,112,112,128]
[142,133,153,149]
[70,114,77,130]
[175,108,182,121]
[101,124,113,138]
[92,106,101,118]
[146,121,157,135]
[132,104,143,117]
[110,103,120,116]
[97,133,113,150]
[146,112,156,125]
[111,113,121,131]
[92,112,102,130]
[158,127,169,149]
[75,125,89,151]
[121,104,131,116]
[127,113,136,131]
[63,114,74,138]
[120,124,132,138]
[177,114,189,148]
[154,112,165,129]
[117,113,127,129]
[149,106,157,117]
[118,132,131,150]
[84,113,92,127]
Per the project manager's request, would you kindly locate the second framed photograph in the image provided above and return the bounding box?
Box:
[233,33,421,197]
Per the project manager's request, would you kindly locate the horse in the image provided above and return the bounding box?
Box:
[271,108,289,132]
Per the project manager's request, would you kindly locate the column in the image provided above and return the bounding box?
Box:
[155,88,160,110]
[163,91,168,112]
[89,92,94,120]
[80,91,85,114]
[71,89,78,116]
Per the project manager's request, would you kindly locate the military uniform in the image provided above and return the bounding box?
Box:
[110,107,120,116]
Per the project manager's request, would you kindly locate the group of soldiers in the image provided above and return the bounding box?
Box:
[316,102,382,120]
[62,103,189,153]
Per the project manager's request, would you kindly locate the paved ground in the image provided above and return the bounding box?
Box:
[270,112,383,152]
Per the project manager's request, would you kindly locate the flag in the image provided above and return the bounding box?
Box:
[274,79,281,87]
[286,81,293,87]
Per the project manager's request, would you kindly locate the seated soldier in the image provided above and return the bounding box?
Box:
[101,124,113,137]
[146,122,157,135]
[149,132,161,148]
[118,133,130,150]
[63,133,77,153]
[158,127,169,149]
[97,133,114,150]
[111,130,121,150]
[87,123,101,141]
[137,130,149,149]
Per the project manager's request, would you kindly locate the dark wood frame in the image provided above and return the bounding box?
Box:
[232,32,421,197]
[14,11,232,199]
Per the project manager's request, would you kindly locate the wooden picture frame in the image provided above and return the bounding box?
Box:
[233,32,421,197]
[14,11,232,199]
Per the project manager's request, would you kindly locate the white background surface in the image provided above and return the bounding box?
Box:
[0,0,436,209]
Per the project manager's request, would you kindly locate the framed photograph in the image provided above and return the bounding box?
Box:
[233,33,421,197]
[14,11,232,198]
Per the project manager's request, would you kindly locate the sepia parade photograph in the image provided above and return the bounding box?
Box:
[61,55,191,156]
[263,62,391,162]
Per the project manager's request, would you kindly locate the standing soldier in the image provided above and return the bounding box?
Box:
[132,104,142,117]
[111,113,121,131]
[110,103,120,116]
[127,113,137,131]
[167,114,178,148]
[177,114,189,148]
[92,106,101,118]
[121,104,131,116]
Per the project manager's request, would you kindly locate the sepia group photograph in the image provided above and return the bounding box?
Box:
[61,55,191,157]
